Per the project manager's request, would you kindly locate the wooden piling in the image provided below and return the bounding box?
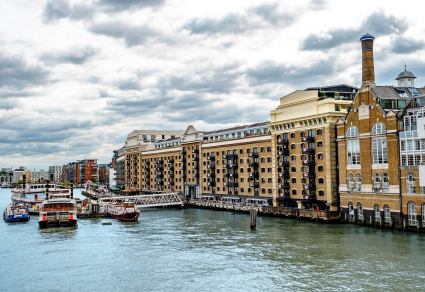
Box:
[250,208,257,230]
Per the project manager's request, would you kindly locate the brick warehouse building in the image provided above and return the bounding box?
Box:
[338,33,425,230]
[114,33,425,229]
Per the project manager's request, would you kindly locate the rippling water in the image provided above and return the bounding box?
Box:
[1,188,425,291]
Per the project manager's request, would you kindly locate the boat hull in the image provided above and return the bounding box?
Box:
[3,212,30,223]
[110,212,139,222]
[38,219,77,228]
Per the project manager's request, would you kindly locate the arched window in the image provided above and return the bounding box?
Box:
[382,173,389,192]
[373,173,381,192]
[347,174,355,192]
[318,178,324,184]
[374,204,381,223]
[346,126,359,138]
[292,189,297,195]
[371,122,386,136]
[355,175,362,191]
[317,141,323,147]
[383,205,391,223]
[318,190,324,196]
[318,153,324,160]
[348,202,354,221]
[357,203,363,221]
[408,201,417,226]
[291,178,296,184]
[346,126,360,165]
[407,174,415,194]
[318,166,324,171]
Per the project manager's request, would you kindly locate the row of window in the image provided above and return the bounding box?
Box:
[347,173,390,192]
[203,186,273,194]
[291,177,325,184]
[348,202,425,226]
[291,189,325,196]
[203,127,270,142]
[346,124,388,165]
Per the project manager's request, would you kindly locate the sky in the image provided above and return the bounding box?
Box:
[1,0,425,170]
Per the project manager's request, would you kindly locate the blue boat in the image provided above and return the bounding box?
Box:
[3,204,30,222]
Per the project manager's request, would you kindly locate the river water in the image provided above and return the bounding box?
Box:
[1,188,425,291]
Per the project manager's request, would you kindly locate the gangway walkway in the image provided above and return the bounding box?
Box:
[99,193,184,208]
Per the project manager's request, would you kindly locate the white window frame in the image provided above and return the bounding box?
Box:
[374,204,381,223]
[406,174,415,194]
[348,202,354,221]
[357,203,363,221]
[408,201,417,226]
[383,205,391,223]
[355,175,362,191]
[347,140,360,165]
[372,137,388,164]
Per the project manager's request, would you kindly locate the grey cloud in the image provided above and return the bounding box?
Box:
[0,53,48,89]
[96,0,166,11]
[246,59,335,86]
[115,78,141,91]
[302,12,408,50]
[390,37,425,54]
[41,47,97,65]
[43,0,165,23]
[159,65,241,94]
[89,21,157,46]
[0,115,97,157]
[310,0,327,10]
[184,4,296,35]
[184,14,249,35]
[43,0,93,23]
[250,3,294,26]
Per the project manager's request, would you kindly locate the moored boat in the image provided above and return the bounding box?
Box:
[12,183,72,214]
[3,204,30,222]
[38,193,77,228]
[107,202,140,222]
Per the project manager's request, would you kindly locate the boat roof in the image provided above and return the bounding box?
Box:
[43,198,75,204]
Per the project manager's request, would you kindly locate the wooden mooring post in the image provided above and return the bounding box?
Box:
[250,208,257,230]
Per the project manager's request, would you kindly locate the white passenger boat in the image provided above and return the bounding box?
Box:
[11,184,72,214]
[38,193,77,228]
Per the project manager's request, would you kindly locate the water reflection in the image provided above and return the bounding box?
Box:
[39,226,78,240]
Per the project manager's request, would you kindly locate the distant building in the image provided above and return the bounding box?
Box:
[98,163,110,185]
[0,168,13,184]
[12,167,31,184]
[113,148,125,189]
[77,159,98,184]
[31,170,49,183]
[62,162,78,184]
[48,165,63,183]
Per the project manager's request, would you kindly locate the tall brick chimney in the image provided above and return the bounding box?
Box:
[360,33,375,86]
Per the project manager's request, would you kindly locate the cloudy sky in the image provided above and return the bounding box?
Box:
[1,0,424,170]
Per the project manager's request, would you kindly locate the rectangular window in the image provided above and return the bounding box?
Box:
[372,137,388,164]
[347,140,360,165]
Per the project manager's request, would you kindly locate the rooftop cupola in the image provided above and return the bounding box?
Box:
[360,33,375,86]
[396,65,416,87]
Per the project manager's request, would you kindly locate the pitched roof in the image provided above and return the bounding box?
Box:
[371,86,425,100]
